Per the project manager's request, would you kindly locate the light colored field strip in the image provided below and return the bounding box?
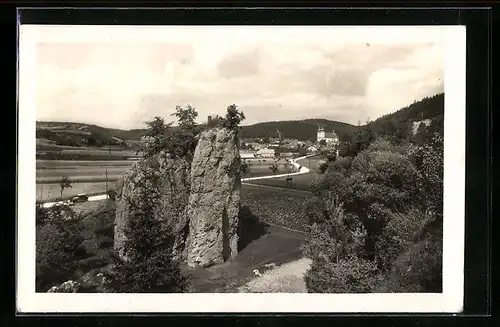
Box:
[241,182,313,195]
[40,155,316,209]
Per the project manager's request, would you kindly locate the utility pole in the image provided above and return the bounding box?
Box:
[105,144,110,195]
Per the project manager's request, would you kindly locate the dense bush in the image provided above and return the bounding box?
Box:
[306,255,382,293]
[303,202,379,293]
[36,204,84,291]
[304,131,443,293]
[378,235,442,292]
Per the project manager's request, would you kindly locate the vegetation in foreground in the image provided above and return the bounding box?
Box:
[303,118,444,293]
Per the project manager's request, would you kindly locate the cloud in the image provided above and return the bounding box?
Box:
[32,27,445,130]
[217,47,261,79]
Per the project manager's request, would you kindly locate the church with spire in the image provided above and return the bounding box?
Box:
[317,125,340,146]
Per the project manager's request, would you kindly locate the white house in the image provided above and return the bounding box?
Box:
[317,126,340,146]
[240,152,256,159]
[256,148,275,158]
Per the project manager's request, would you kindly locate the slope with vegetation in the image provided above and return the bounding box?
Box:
[302,93,444,293]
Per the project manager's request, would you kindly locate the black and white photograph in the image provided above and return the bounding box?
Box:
[17,23,466,313]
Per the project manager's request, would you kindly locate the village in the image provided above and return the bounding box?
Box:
[239,125,341,160]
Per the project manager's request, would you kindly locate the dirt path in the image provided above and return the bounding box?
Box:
[188,225,307,293]
[238,258,312,293]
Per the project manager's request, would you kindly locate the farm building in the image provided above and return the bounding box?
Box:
[307,146,318,153]
[240,151,256,159]
[256,148,275,158]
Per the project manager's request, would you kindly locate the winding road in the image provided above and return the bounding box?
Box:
[40,155,316,208]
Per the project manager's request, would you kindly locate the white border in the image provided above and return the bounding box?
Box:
[17,25,466,313]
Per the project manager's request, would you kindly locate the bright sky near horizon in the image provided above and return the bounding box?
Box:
[24,25,446,130]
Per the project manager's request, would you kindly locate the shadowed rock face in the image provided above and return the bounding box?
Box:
[185,128,242,267]
[114,155,191,260]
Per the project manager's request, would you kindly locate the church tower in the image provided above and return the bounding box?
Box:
[317,125,325,141]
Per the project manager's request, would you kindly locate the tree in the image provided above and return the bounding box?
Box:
[240,160,251,177]
[142,106,201,162]
[269,163,279,175]
[319,139,327,146]
[59,176,72,198]
[141,117,171,158]
[171,105,198,130]
[303,199,381,293]
[104,161,188,293]
[221,104,246,131]
[352,125,376,154]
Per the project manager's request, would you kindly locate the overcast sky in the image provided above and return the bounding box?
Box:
[28,25,445,130]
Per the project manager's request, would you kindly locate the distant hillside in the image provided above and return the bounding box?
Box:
[36,121,148,147]
[241,119,360,142]
[368,93,444,139]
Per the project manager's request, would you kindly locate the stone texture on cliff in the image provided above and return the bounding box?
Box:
[114,154,191,259]
[185,128,241,267]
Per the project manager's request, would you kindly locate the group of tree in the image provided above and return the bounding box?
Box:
[303,96,444,293]
[141,104,245,163]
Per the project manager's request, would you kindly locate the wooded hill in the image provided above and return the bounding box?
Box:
[240,119,359,142]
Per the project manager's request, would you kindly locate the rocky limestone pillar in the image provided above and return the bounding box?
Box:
[185,128,241,267]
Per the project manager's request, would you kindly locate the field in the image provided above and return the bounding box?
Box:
[241,184,313,232]
[244,157,325,192]
[35,158,300,200]
[36,181,118,202]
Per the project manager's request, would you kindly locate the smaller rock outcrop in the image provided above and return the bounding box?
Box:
[114,154,191,260]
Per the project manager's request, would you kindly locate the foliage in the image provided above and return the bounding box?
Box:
[171,105,198,130]
[269,163,279,175]
[307,124,443,293]
[59,175,72,198]
[303,201,380,293]
[240,159,251,177]
[141,107,201,162]
[221,104,246,131]
[408,133,444,218]
[351,125,376,154]
[374,208,428,273]
[312,144,419,260]
[36,204,84,291]
[107,189,117,201]
[104,159,188,293]
[379,235,442,292]
[305,255,382,293]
